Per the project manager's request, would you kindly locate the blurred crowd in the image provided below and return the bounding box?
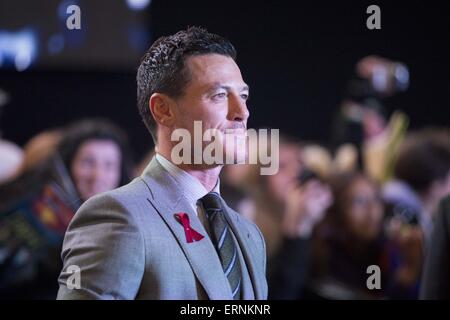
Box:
[0,56,449,299]
[222,127,449,299]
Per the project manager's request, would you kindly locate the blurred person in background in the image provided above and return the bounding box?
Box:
[332,56,410,183]
[238,135,333,299]
[58,119,133,203]
[311,172,422,299]
[383,128,450,247]
[0,137,23,184]
[19,128,63,176]
[0,88,23,184]
[0,118,133,299]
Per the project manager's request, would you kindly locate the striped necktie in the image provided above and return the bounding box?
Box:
[199,192,242,299]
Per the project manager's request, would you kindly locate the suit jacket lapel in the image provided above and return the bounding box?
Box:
[221,201,266,300]
[141,158,232,300]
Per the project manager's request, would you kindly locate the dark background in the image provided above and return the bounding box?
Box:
[0,0,448,161]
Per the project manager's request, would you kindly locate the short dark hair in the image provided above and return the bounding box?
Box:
[394,128,450,193]
[57,118,133,188]
[136,26,237,142]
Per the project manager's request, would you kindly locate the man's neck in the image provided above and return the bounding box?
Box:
[157,148,221,192]
[179,165,222,193]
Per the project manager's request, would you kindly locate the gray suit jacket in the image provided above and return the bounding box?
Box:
[420,195,450,299]
[57,158,268,300]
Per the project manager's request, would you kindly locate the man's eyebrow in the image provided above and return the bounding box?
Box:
[241,85,250,91]
[209,83,250,92]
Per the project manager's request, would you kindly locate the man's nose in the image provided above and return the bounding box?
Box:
[227,94,249,122]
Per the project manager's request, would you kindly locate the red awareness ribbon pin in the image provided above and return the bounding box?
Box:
[174,213,204,243]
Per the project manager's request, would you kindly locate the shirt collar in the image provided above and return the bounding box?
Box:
[155,153,220,206]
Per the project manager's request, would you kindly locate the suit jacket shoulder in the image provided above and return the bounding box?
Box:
[57,177,151,299]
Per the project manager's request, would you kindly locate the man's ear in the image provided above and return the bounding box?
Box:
[149,93,176,127]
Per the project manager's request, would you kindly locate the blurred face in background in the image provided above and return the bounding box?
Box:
[71,139,122,201]
[342,176,383,241]
[266,143,303,203]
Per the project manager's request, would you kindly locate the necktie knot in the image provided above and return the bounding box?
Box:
[199,192,223,216]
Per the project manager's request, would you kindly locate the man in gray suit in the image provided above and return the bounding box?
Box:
[57,27,268,300]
